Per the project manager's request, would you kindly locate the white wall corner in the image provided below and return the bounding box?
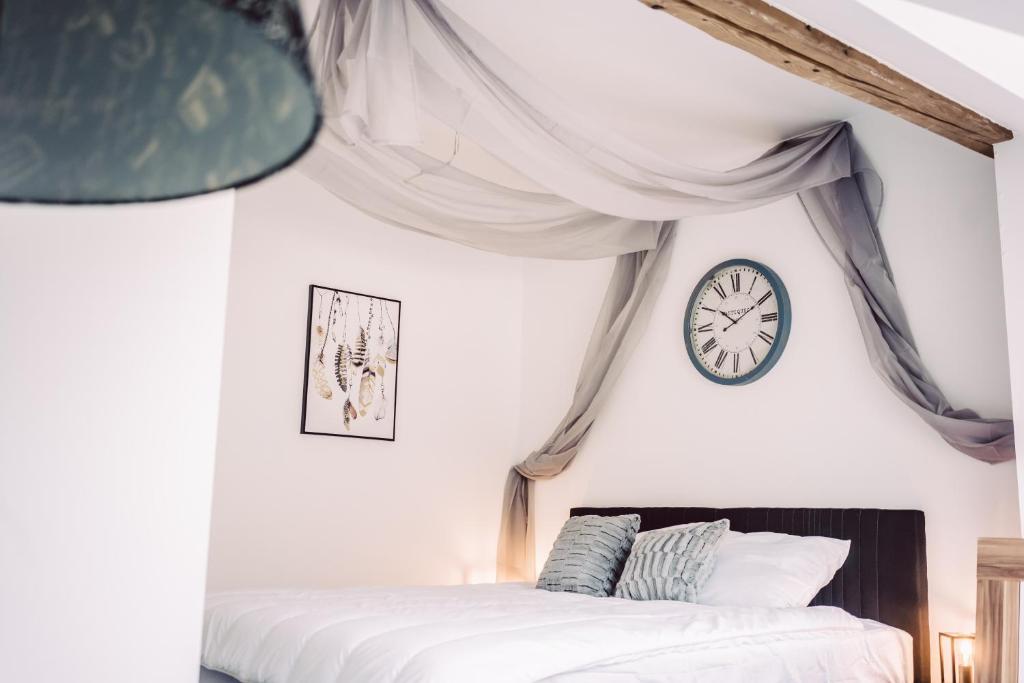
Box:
[994,136,1024,527]
[0,192,235,683]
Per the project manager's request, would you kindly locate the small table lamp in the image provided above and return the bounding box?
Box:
[939,632,975,683]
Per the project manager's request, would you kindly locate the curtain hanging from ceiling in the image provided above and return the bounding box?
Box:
[801,168,1014,464]
[306,0,1014,581]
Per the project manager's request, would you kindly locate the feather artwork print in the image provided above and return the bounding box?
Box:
[334,343,349,392]
[304,287,400,439]
[342,398,355,430]
[373,356,388,420]
[383,301,398,364]
[358,366,376,414]
[312,318,333,400]
[312,361,333,400]
[352,326,368,367]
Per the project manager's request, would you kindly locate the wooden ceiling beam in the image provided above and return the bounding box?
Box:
[640,0,1013,157]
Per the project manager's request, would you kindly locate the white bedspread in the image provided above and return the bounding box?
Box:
[202,583,911,683]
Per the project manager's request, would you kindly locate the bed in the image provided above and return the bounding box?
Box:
[200,506,929,682]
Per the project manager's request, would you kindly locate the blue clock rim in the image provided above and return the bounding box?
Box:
[683,258,792,386]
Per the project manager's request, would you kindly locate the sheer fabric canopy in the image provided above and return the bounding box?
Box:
[305,0,1014,581]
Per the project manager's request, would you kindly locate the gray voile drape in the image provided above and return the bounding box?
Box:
[497,224,678,578]
[306,0,1015,583]
[800,153,1015,464]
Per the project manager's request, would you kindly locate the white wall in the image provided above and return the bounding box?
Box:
[0,194,234,683]
[205,169,524,589]
[995,135,1024,683]
[996,137,1024,524]
[520,112,1019,678]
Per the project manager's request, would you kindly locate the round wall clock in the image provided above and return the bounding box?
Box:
[684,258,791,385]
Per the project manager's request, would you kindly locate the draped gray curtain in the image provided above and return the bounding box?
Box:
[497,224,677,578]
[800,153,1014,464]
[306,0,1015,582]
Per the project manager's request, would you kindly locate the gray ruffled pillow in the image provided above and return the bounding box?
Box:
[614,519,729,602]
[536,514,641,597]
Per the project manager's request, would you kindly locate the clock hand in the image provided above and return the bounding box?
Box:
[718,310,740,325]
[724,304,758,331]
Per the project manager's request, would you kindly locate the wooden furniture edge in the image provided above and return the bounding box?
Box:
[976,537,1023,683]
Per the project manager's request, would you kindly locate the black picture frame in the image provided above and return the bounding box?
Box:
[300,284,401,441]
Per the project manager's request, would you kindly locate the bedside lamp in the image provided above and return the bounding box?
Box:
[939,632,975,683]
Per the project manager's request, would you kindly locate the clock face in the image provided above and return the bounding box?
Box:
[684,259,791,385]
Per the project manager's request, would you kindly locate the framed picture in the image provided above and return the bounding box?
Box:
[301,284,401,440]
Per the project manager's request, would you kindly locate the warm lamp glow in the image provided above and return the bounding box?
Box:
[955,638,974,668]
[939,632,975,683]
[461,566,497,585]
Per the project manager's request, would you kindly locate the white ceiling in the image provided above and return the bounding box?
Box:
[865,0,1024,37]
[441,0,873,170]
[854,0,1024,101]
[298,0,1019,182]
[774,0,1024,133]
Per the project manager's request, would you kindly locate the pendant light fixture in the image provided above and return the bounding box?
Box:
[0,0,321,203]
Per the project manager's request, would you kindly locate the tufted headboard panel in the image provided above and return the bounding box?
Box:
[571,506,930,682]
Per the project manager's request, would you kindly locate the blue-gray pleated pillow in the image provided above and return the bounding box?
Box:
[614,519,729,602]
[536,514,641,597]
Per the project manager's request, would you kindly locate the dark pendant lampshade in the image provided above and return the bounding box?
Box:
[0,0,321,203]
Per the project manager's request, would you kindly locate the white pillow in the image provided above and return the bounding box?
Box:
[696,530,850,608]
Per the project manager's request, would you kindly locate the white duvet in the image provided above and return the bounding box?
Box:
[202,583,911,683]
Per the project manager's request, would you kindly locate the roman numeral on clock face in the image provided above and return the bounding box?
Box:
[712,282,727,299]
[758,330,775,344]
[702,337,718,354]
[757,291,773,306]
[697,322,713,333]
[731,272,741,293]
[761,312,778,322]
[732,353,739,373]
[715,349,727,369]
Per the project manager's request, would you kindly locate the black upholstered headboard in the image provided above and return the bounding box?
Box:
[571,506,930,683]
